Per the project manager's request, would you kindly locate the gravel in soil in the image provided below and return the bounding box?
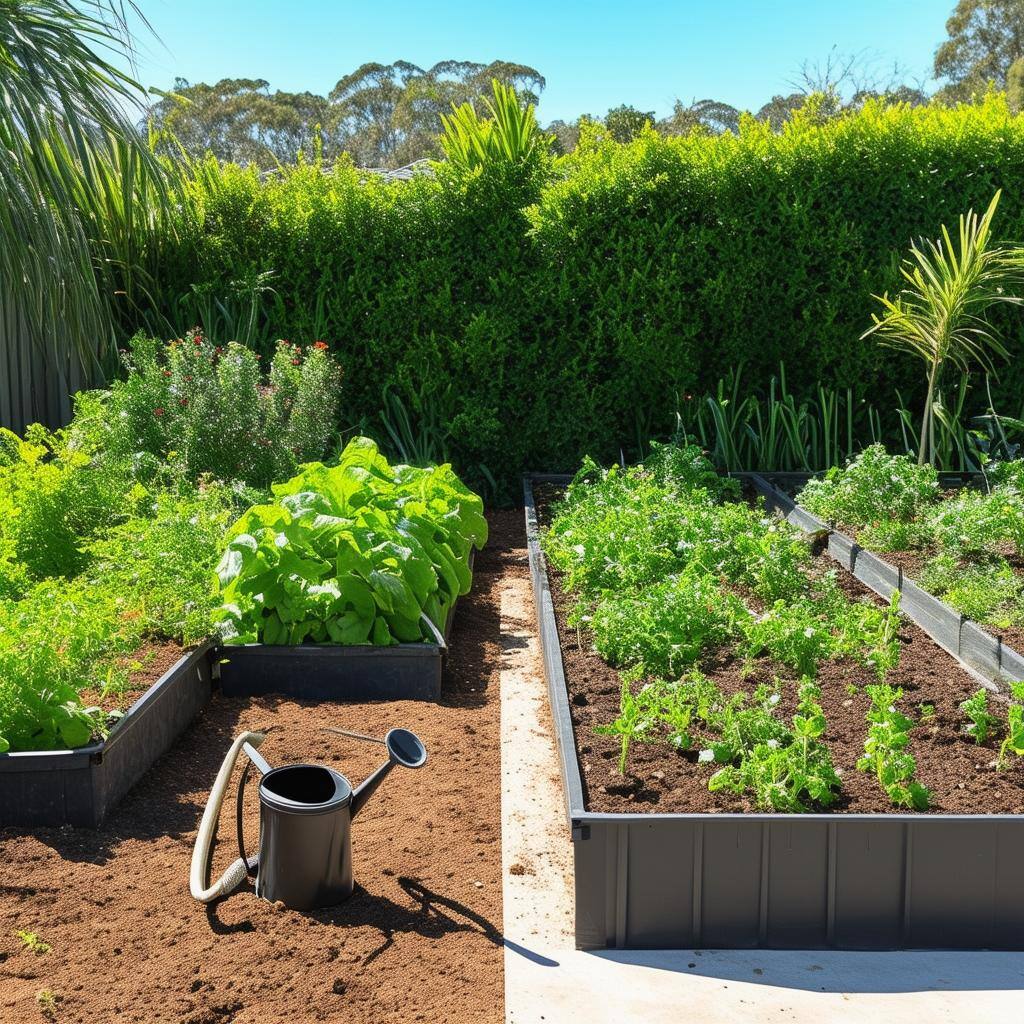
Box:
[535,484,1024,816]
[0,510,524,1024]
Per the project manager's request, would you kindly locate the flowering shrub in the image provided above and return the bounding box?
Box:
[84,330,342,488]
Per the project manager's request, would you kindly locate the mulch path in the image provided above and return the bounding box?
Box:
[0,510,524,1024]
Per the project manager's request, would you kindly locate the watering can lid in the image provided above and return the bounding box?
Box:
[259,764,352,814]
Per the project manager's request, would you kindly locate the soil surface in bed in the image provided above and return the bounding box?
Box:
[535,483,1024,816]
[0,510,523,1024]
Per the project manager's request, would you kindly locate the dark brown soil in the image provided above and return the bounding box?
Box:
[79,640,188,717]
[0,511,523,1024]
[536,485,1024,816]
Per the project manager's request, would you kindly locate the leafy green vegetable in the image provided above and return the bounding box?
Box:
[857,684,930,810]
[998,682,1024,769]
[215,437,486,646]
[960,688,996,745]
[708,680,840,812]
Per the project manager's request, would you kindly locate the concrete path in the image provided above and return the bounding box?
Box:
[498,564,1024,1024]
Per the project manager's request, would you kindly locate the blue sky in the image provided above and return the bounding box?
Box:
[124,0,951,123]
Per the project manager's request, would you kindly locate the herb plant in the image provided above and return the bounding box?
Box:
[80,330,343,489]
[960,688,996,744]
[857,684,930,810]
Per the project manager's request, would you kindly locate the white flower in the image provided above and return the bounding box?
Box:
[698,749,716,763]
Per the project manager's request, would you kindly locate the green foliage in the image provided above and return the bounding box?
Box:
[998,682,1024,768]
[741,583,901,680]
[0,409,249,752]
[806,446,1024,630]
[82,330,342,489]
[0,424,132,581]
[14,930,50,956]
[709,680,841,812]
[589,569,746,678]
[861,191,1024,466]
[799,445,939,525]
[215,436,486,645]
[857,684,930,810]
[141,96,1024,493]
[920,554,1024,627]
[644,441,740,499]
[595,672,668,775]
[82,485,239,645]
[960,688,997,744]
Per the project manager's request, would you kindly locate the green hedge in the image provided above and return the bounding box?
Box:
[149,96,1024,495]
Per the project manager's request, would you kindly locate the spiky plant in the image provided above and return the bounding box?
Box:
[0,1,171,395]
[438,78,550,173]
[862,191,1024,465]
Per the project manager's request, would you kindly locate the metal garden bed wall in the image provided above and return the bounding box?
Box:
[744,473,1024,687]
[524,474,1024,951]
[214,550,472,703]
[1,566,475,828]
[0,644,214,828]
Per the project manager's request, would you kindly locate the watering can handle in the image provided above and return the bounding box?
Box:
[236,742,272,878]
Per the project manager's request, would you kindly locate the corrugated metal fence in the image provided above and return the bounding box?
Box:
[0,309,95,433]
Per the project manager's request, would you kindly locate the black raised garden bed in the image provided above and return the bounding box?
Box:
[2,559,474,828]
[525,474,1024,951]
[0,643,214,828]
[214,551,472,702]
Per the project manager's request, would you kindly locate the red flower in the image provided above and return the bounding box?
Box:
[179,398,188,407]
[153,408,164,417]
[313,341,328,351]
[291,359,301,366]
[163,370,172,378]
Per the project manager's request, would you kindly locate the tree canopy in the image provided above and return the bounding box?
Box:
[148,60,546,169]
[934,0,1024,101]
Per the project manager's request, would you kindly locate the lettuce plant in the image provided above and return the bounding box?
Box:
[215,437,486,646]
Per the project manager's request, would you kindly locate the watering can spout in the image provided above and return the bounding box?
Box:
[351,728,428,818]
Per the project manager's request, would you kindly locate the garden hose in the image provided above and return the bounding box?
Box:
[189,730,266,904]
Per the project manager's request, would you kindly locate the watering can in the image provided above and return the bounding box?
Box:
[190,727,427,911]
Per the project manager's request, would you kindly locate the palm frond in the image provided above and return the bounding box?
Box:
[861,191,1024,464]
[0,1,172,405]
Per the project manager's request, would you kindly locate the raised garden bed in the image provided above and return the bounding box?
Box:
[525,472,1024,950]
[215,554,472,703]
[0,643,213,828]
[748,473,1024,687]
[2,595,475,827]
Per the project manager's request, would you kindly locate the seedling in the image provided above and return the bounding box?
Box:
[857,684,930,810]
[998,682,1024,769]
[960,688,996,744]
[595,674,660,775]
[15,929,50,955]
[709,681,840,811]
[36,989,60,1019]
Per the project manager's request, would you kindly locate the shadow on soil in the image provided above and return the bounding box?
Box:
[590,947,1024,993]
[1,697,257,864]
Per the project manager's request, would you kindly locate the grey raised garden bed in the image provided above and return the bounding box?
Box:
[525,474,1024,950]
[215,551,474,703]
[745,473,1024,688]
[0,643,214,828]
